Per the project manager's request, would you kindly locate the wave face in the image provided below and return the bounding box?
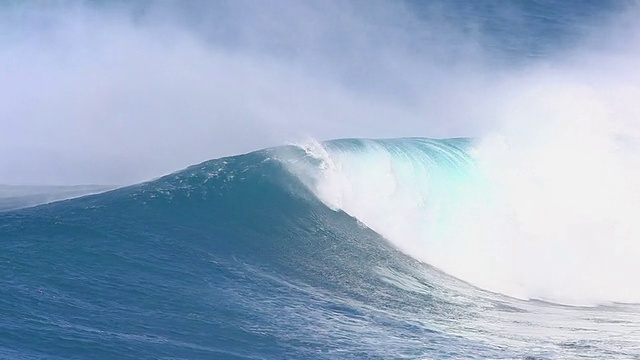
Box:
[2,139,640,360]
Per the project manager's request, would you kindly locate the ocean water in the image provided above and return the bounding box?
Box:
[3,1,640,359]
[2,138,640,359]
[0,185,113,212]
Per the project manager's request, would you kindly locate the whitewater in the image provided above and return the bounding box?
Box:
[292,136,640,306]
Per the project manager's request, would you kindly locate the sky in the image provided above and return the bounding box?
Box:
[0,0,638,185]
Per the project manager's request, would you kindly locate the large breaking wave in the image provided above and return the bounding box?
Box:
[3,137,640,359]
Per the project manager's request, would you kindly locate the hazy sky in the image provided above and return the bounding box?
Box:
[0,0,638,185]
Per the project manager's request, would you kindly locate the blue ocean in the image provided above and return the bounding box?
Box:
[2,1,640,359]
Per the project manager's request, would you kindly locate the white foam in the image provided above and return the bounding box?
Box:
[292,127,640,305]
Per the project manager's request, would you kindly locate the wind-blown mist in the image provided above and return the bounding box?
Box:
[1,0,635,185]
[0,1,465,184]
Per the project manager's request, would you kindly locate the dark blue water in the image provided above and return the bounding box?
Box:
[2,139,640,359]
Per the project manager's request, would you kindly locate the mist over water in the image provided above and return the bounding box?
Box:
[1,0,636,185]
